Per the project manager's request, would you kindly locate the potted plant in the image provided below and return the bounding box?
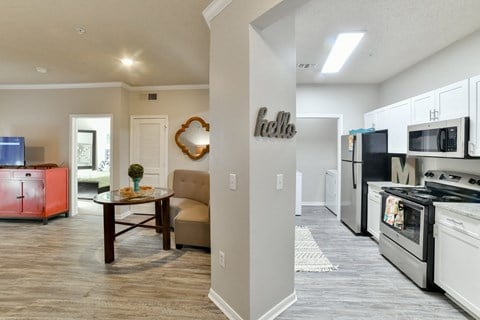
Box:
[128,163,144,192]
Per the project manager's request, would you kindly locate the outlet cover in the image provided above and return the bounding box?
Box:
[219,250,225,268]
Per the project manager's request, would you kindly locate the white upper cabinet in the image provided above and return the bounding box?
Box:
[436,79,469,120]
[385,99,411,153]
[469,75,480,156]
[411,91,435,124]
[375,107,389,130]
[411,79,469,124]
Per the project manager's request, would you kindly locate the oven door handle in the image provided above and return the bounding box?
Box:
[437,128,447,152]
[380,192,426,212]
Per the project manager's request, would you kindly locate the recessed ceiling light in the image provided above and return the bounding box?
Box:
[321,32,365,74]
[75,26,86,34]
[35,66,48,74]
[121,58,134,67]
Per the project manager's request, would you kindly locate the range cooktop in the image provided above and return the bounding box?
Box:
[383,170,480,205]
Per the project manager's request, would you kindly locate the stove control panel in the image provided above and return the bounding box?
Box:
[424,170,480,191]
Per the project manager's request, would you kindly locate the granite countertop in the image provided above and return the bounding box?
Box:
[434,202,480,221]
[367,181,416,188]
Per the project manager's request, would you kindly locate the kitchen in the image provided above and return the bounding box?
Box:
[294,2,480,319]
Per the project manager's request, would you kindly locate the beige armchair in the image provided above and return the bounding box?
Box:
[170,169,210,250]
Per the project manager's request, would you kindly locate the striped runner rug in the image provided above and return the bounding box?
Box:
[295,226,337,272]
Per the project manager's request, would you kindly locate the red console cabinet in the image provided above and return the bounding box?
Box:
[0,168,69,224]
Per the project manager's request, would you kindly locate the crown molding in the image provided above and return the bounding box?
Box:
[202,0,232,28]
[129,84,209,91]
[0,82,124,90]
[0,82,209,91]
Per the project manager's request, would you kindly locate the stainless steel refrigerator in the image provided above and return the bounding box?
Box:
[340,130,389,234]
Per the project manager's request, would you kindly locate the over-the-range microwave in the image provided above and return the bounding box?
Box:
[407,117,469,158]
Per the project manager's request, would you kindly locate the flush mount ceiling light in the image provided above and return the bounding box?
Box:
[74,26,86,34]
[35,66,47,74]
[121,58,134,67]
[321,32,365,74]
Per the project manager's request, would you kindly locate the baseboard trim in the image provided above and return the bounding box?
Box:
[208,288,244,320]
[301,201,324,206]
[208,288,297,320]
[257,290,297,320]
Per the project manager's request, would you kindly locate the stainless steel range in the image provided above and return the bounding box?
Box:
[379,170,480,290]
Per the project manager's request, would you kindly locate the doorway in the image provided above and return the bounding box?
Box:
[296,114,343,221]
[69,114,112,216]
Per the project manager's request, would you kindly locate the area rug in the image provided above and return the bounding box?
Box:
[295,226,337,272]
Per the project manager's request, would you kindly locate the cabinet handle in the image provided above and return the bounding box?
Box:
[429,110,433,121]
[16,195,24,199]
[446,217,464,226]
[25,173,31,177]
[434,109,439,120]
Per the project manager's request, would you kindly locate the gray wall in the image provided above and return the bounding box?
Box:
[128,89,209,187]
[208,0,298,318]
[0,87,130,189]
[296,118,337,204]
[296,84,379,133]
[379,29,480,176]
[0,87,210,191]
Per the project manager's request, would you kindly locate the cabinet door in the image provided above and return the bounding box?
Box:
[386,99,411,154]
[367,192,381,241]
[436,79,469,121]
[375,107,389,130]
[22,181,44,214]
[435,224,480,318]
[469,75,480,156]
[364,111,377,129]
[0,180,21,215]
[411,91,434,124]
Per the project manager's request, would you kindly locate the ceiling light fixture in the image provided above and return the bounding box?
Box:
[321,32,365,74]
[74,26,86,34]
[121,58,134,67]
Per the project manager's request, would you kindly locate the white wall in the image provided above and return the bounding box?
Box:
[296,118,337,204]
[380,29,480,106]
[379,29,480,175]
[296,84,379,133]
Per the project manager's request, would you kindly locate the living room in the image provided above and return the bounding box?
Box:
[2,1,480,320]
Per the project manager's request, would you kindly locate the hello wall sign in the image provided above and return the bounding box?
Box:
[254,107,297,139]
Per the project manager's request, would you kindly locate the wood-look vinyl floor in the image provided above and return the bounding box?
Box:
[278,206,473,320]
[0,204,473,320]
[0,210,225,320]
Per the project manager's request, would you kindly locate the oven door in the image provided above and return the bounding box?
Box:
[380,194,427,260]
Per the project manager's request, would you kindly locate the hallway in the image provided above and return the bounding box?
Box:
[279,206,472,320]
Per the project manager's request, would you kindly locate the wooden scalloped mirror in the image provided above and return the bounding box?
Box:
[175,117,210,160]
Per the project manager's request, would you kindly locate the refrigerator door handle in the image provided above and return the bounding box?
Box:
[352,135,357,189]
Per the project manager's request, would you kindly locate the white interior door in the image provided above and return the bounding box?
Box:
[130,115,168,214]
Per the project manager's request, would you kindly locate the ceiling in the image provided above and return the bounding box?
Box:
[1,0,480,87]
[0,0,212,86]
[296,0,480,84]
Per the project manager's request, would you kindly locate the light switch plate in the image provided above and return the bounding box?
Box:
[276,174,283,190]
[229,173,237,191]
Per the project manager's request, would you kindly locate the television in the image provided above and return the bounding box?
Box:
[0,137,26,166]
